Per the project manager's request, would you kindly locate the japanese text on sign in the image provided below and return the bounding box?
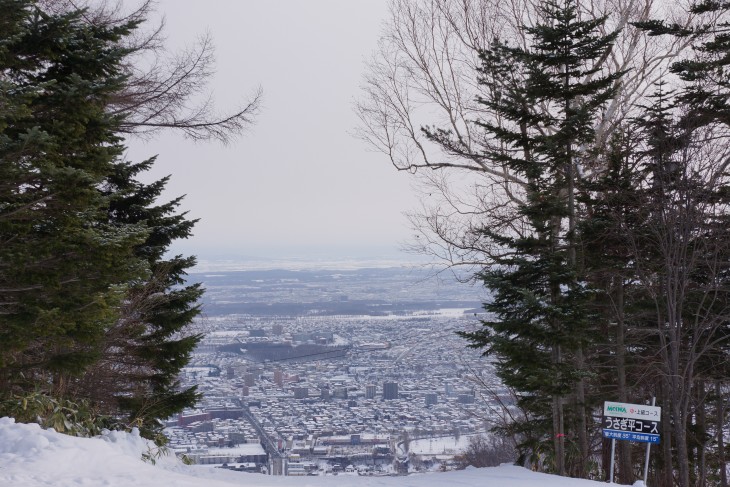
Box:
[603,415,659,435]
[603,401,661,444]
[603,401,661,420]
[602,430,660,444]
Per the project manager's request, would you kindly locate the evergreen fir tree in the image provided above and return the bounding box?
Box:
[0,0,147,392]
[632,89,730,487]
[0,1,203,441]
[458,0,622,476]
[631,6,730,484]
[580,87,680,483]
[69,158,203,438]
[584,77,730,485]
[635,2,730,127]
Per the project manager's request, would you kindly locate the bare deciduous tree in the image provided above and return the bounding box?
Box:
[456,433,516,468]
[356,0,697,269]
[44,0,261,143]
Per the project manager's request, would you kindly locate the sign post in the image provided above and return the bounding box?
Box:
[609,437,616,484]
[603,400,661,484]
[642,397,657,485]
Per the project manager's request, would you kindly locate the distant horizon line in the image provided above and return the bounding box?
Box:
[189,255,435,273]
[169,243,439,272]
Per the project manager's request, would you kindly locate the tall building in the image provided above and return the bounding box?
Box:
[320,387,331,401]
[273,369,283,387]
[365,384,376,399]
[383,382,398,400]
[425,393,438,406]
[333,387,348,400]
[293,387,308,400]
[244,373,255,387]
[457,394,475,404]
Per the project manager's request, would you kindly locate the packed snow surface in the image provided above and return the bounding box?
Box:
[0,417,608,487]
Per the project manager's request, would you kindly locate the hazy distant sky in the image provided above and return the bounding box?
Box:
[125,0,420,261]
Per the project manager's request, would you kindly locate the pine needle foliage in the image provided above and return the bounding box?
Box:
[0,0,202,441]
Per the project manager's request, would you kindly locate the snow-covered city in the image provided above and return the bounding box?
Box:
[164,267,504,476]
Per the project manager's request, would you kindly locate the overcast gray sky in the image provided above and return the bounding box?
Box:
[126,0,419,262]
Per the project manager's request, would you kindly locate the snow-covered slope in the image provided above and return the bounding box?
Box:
[0,417,608,487]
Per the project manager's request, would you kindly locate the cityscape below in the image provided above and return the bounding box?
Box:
[165,266,508,476]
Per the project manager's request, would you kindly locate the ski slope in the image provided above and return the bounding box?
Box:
[0,417,614,487]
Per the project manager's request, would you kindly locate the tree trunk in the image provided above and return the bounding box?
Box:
[663,273,690,487]
[718,381,727,487]
[574,347,587,478]
[553,375,566,475]
[673,400,690,487]
[550,208,565,477]
[602,437,612,481]
[696,381,706,487]
[564,59,589,480]
[660,380,674,487]
[615,278,633,484]
[671,369,690,487]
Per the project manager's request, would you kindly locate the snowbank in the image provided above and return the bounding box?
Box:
[0,417,608,487]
